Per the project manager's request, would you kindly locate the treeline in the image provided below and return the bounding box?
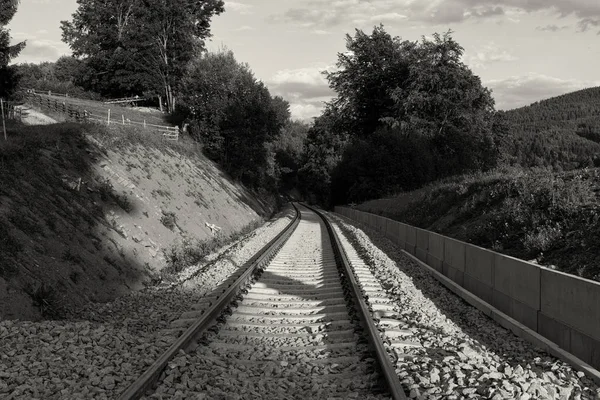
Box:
[14,57,101,100]
[298,27,503,206]
[4,0,310,193]
[499,87,600,169]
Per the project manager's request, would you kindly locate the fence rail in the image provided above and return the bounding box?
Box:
[104,96,145,105]
[23,92,179,141]
[26,88,70,98]
[0,100,24,121]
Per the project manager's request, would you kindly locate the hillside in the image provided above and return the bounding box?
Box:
[357,167,600,282]
[0,119,276,321]
[499,86,600,169]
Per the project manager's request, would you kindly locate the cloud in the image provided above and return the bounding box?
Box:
[369,12,408,23]
[10,38,69,64]
[463,42,517,69]
[234,25,254,31]
[267,65,336,121]
[225,1,253,15]
[269,0,600,33]
[487,73,600,110]
[536,24,569,32]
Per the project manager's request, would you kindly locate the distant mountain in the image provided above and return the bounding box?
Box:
[498,86,600,169]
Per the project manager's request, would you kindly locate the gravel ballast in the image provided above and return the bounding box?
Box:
[0,206,295,399]
[329,212,600,400]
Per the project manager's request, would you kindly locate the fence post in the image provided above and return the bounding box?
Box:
[143,119,146,128]
[1,99,6,141]
[122,114,125,125]
[107,109,111,125]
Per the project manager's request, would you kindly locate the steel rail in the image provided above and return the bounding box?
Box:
[304,203,408,400]
[117,204,301,400]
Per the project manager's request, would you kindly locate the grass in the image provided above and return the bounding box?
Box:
[160,211,178,231]
[82,121,202,159]
[359,166,600,281]
[34,93,168,126]
[162,218,264,277]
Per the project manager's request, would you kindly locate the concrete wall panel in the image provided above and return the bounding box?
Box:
[570,329,600,368]
[416,228,429,251]
[442,264,464,286]
[428,232,444,261]
[465,246,494,286]
[511,300,538,331]
[427,253,443,272]
[492,289,512,316]
[398,223,407,247]
[444,237,465,272]
[538,312,571,351]
[541,269,600,341]
[464,274,492,304]
[494,254,540,310]
[406,225,417,248]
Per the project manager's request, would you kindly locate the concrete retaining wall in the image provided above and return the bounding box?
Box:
[335,206,600,370]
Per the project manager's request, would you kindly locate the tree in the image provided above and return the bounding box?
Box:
[61,0,149,96]
[324,25,416,138]
[180,50,287,187]
[61,0,224,107]
[54,56,83,83]
[299,106,349,205]
[1,0,26,97]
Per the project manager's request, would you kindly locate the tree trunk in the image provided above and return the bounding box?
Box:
[165,83,175,113]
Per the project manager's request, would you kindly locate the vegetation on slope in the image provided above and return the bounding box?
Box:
[0,120,277,320]
[499,86,600,169]
[359,167,600,282]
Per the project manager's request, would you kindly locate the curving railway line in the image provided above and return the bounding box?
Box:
[118,204,410,400]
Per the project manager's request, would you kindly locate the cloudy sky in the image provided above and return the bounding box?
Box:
[8,0,600,121]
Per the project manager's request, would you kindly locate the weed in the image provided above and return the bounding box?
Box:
[160,211,177,230]
[143,211,149,218]
[62,248,84,264]
[114,193,133,213]
[9,212,44,236]
[25,282,57,317]
[97,179,114,201]
[69,270,80,284]
[153,189,172,199]
[162,218,263,276]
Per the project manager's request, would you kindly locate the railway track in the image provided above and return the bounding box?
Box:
[118,204,408,400]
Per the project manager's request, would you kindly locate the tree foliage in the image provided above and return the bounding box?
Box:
[301,26,501,205]
[179,50,289,187]
[1,0,25,97]
[61,0,224,109]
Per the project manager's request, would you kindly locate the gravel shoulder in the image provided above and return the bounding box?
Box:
[329,212,600,400]
[0,206,295,399]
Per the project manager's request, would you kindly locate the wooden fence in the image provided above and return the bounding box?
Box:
[24,92,179,141]
[0,100,24,121]
[26,93,88,123]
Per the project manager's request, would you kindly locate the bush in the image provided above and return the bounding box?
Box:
[160,211,177,231]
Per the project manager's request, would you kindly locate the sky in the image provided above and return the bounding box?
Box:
[7,0,600,121]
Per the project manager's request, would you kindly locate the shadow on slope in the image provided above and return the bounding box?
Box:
[0,122,147,320]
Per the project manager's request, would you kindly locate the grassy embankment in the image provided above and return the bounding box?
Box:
[358,166,600,281]
[0,119,277,320]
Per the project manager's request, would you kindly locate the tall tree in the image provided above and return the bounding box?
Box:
[61,0,147,96]
[61,0,224,107]
[180,50,286,187]
[131,0,224,112]
[1,0,26,97]
[324,25,416,138]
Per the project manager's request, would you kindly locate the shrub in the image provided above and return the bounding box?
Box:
[160,211,177,230]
